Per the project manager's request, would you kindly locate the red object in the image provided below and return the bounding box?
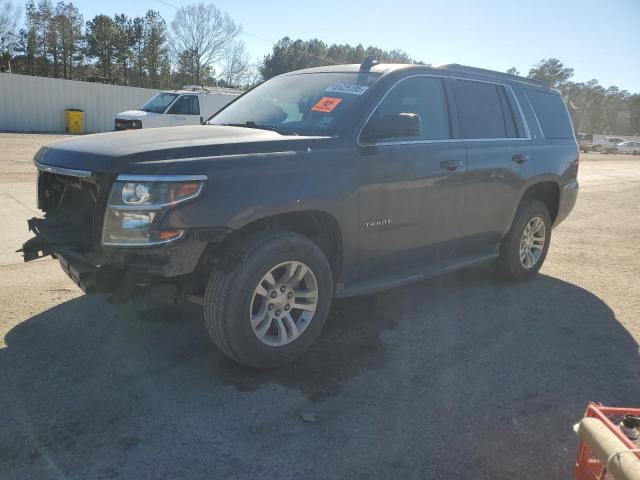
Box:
[575,402,640,480]
[311,97,342,112]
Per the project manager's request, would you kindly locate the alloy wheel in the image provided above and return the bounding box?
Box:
[250,261,319,347]
[519,216,546,269]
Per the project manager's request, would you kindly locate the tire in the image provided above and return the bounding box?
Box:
[492,199,552,282]
[203,230,334,368]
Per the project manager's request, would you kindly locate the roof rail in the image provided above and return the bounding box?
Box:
[440,64,548,87]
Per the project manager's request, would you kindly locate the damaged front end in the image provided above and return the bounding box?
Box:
[21,161,219,303]
[23,216,121,294]
[21,162,117,293]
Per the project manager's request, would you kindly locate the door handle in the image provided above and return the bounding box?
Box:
[440,160,463,171]
[512,154,529,164]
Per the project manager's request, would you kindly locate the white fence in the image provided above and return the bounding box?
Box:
[0,73,237,134]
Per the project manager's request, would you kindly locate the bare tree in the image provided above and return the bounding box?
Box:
[242,63,262,89]
[0,0,21,71]
[170,2,239,84]
[220,40,249,87]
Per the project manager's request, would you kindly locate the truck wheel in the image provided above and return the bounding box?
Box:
[203,231,333,368]
[492,200,551,282]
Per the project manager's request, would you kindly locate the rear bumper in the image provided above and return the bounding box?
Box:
[554,179,579,227]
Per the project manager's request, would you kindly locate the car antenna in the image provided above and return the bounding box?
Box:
[360,55,379,71]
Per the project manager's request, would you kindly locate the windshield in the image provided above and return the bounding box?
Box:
[208,72,381,135]
[141,93,179,113]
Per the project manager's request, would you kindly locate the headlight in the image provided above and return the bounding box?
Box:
[115,119,142,130]
[122,182,151,204]
[102,174,206,246]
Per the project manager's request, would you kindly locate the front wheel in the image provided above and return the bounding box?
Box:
[203,231,334,368]
[492,200,552,282]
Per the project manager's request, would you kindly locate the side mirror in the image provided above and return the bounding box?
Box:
[361,113,421,143]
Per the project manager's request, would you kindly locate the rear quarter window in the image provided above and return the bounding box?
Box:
[524,89,573,139]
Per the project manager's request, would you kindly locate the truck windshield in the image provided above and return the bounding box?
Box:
[208,72,381,135]
[141,93,179,113]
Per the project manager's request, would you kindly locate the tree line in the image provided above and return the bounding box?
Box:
[259,36,418,79]
[0,0,258,88]
[0,0,419,90]
[522,58,639,136]
[0,0,637,134]
[264,45,638,135]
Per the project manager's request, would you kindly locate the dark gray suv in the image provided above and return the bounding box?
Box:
[22,59,579,367]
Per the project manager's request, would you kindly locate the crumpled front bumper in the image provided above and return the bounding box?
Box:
[21,215,214,296]
[57,252,120,294]
[21,216,121,294]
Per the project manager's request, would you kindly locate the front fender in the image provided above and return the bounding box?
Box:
[159,145,360,277]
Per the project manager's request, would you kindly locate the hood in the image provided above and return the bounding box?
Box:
[116,110,155,119]
[36,125,322,174]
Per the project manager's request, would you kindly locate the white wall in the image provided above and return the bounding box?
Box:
[0,73,237,134]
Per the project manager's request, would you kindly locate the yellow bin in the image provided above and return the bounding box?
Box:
[66,109,84,134]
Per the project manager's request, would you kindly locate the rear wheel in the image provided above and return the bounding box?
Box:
[203,231,333,368]
[492,200,551,282]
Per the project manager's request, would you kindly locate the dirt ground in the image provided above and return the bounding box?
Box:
[1,132,638,479]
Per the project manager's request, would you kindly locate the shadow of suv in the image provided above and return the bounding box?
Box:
[21,58,579,367]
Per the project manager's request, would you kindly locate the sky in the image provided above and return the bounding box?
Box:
[68,0,640,92]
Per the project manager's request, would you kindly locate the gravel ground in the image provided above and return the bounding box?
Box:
[1,132,639,479]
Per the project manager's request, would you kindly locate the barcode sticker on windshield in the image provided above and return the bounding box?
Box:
[325,84,369,95]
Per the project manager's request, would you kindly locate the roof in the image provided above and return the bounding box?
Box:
[284,62,548,88]
[163,86,242,96]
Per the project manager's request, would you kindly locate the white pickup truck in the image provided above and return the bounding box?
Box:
[115,86,239,130]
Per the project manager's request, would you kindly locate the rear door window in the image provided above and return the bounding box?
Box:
[368,76,452,141]
[453,79,522,139]
[524,89,574,139]
[168,95,200,115]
